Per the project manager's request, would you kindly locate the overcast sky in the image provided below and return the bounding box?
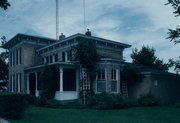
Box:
[0,0,180,66]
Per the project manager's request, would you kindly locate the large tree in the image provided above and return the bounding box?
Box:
[0,0,10,10]
[165,0,180,44]
[165,0,180,71]
[0,52,8,91]
[74,38,99,103]
[131,46,172,71]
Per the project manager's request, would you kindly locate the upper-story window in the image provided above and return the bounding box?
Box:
[42,53,58,64]
[55,54,58,62]
[62,50,72,62]
[50,55,53,63]
[10,47,22,67]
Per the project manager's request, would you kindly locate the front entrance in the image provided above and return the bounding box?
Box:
[29,73,36,95]
[63,68,76,91]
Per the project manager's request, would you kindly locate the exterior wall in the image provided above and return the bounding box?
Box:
[97,48,123,60]
[6,33,130,101]
[128,73,180,104]
[8,42,47,93]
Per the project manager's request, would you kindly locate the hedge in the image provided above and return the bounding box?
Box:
[0,93,29,119]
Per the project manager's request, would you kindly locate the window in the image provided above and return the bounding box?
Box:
[62,52,65,61]
[98,69,105,80]
[62,51,72,62]
[13,51,15,66]
[55,54,58,62]
[10,52,12,66]
[19,48,21,64]
[46,57,49,63]
[111,69,118,92]
[97,69,106,92]
[16,49,18,65]
[50,55,53,63]
[42,58,44,64]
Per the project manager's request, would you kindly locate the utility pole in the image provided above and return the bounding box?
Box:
[56,0,59,39]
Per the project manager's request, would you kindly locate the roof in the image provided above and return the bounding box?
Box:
[2,33,57,49]
[37,33,131,52]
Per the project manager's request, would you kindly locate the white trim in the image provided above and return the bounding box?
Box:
[59,68,63,92]
[35,72,38,96]
[18,74,20,92]
[11,75,14,92]
[27,74,29,94]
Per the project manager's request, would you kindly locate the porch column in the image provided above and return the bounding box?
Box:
[12,75,14,92]
[59,67,63,92]
[27,74,30,94]
[18,74,20,93]
[35,72,38,95]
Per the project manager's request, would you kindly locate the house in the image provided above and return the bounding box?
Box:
[2,31,131,101]
[2,31,180,103]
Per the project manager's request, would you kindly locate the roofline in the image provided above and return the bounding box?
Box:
[37,33,131,52]
[2,33,57,49]
[24,62,79,71]
[78,33,131,48]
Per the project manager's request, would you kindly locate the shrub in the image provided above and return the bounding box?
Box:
[45,99,86,109]
[87,92,132,110]
[46,99,61,108]
[138,93,159,106]
[0,93,29,119]
[175,102,180,108]
[24,94,37,105]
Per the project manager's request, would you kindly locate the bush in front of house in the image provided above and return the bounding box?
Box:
[138,93,159,106]
[45,99,86,109]
[175,102,180,108]
[87,92,133,110]
[0,93,29,119]
[24,94,37,105]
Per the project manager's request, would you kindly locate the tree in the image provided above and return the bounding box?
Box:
[121,65,142,84]
[0,0,10,10]
[74,38,99,103]
[165,0,180,44]
[38,65,59,105]
[74,38,99,81]
[0,52,8,91]
[131,46,172,71]
[165,0,180,71]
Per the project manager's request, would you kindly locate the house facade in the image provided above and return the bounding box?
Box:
[3,32,131,101]
[3,32,180,103]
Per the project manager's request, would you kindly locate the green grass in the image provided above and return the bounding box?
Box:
[9,106,180,123]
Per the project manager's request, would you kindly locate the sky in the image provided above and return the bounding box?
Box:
[0,0,180,71]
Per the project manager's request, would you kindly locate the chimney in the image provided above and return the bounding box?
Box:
[85,29,91,36]
[59,33,66,40]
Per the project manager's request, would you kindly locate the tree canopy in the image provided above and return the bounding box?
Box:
[74,38,99,79]
[0,51,8,91]
[131,46,172,71]
[0,0,10,10]
[165,0,180,44]
[39,65,59,100]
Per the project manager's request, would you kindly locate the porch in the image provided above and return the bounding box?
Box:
[25,63,79,101]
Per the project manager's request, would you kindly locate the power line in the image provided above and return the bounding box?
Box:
[56,0,59,39]
[83,0,86,32]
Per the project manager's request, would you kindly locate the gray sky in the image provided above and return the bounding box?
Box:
[0,0,180,67]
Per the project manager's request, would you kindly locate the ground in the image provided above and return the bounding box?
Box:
[9,106,180,123]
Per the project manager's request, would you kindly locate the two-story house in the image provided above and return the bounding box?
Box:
[2,31,131,101]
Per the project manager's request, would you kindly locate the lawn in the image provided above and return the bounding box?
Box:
[9,106,180,123]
